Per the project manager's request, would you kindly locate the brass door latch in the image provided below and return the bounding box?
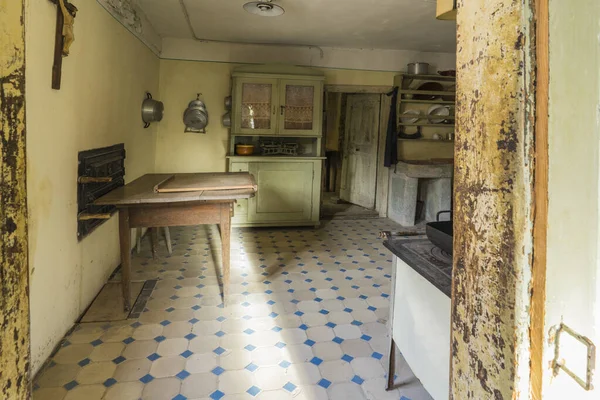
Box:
[551,323,596,391]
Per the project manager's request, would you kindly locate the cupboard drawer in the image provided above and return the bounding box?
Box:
[230,162,249,172]
[234,198,248,216]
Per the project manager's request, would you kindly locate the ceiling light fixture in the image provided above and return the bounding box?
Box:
[243,0,285,17]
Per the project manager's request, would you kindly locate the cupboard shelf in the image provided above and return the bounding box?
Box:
[401,73,456,82]
[399,89,455,96]
[398,138,454,142]
[398,122,455,127]
[398,99,455,105]
[400,114,456,120]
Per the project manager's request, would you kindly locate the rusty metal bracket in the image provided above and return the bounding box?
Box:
[551,323,596,391]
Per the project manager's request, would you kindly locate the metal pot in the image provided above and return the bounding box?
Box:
[141,92,164,128]
[222,112,231,127]
[407,62,430,75]
[224,96,232,110]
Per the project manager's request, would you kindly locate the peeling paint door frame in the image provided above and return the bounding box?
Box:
[0,0,31,398]
[451,0,538,399]
[530,0,549,398]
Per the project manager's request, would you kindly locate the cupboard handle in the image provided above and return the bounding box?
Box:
[280,105,286,115]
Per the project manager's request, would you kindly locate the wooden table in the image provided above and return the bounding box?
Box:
[95,173,256,311]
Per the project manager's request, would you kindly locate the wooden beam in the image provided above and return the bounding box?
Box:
[451,0,537,398]
[530,0,549,398]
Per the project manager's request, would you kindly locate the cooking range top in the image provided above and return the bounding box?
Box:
[383,238,453,297]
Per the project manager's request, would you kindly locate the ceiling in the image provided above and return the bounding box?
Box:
[137,0,457,53]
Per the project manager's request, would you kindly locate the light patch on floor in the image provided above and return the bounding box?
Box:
[80,282,145,323]
[33,219,432,400]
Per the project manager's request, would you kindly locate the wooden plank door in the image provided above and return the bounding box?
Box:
[340,94,381,209]
[248,162,314,223]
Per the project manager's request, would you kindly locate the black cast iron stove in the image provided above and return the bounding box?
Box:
[77,143,125,240]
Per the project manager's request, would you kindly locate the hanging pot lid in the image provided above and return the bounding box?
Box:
[184,108,208,129]
[188,98,206,110]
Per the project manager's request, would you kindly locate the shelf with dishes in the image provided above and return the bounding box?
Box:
[399,104,455,127]
[230,135,321,158]
[398,138,454,142]
[400,99,455,105]
[399,122,454,127]
[399,89,455,97]
[401,73,457,82]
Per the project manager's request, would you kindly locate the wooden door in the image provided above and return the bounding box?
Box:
[538,0,600,398]
[233,77,278,135]
[278,80,322,136]
[248,162,314,223]
[340,94,381,209]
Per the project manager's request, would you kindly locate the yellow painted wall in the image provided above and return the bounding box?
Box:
[25,0,159,374]
[155,60,401,172]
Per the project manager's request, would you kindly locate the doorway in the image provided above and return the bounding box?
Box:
[321,87,392,219]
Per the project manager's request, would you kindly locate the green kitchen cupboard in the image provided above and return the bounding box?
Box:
[231,65,324,137]
[228,65,325,228]
[248,161,318,223]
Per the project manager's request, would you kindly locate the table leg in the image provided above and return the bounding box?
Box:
[119,208,132,312]
[220,203,231,303]
[151,228,158,259]
[164,227,172,255]
[386,338,396,390]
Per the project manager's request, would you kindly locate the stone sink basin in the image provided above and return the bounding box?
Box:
[388,159,454,226]
[395,160,453,179]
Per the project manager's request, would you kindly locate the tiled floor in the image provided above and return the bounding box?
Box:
[33,219,432,400]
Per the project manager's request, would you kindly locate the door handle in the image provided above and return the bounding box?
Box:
[551,323,596,391]
[280,105,286,115]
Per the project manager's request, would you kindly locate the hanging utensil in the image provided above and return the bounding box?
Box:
[222,112,231,127]
[183,93,209,133]
[141,92,164,128]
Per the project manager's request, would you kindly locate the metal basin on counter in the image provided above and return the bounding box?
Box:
[426,221,453,254]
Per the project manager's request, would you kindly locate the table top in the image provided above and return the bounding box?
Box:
[95,173,256,206]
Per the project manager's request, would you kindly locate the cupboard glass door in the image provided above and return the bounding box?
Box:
[234,78,278,135]
[278,80,322,136]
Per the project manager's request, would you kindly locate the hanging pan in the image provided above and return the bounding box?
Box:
[141,92,164,128]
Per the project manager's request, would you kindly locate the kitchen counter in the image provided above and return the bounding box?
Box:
[385,237,452,400]
[383,238,452,297]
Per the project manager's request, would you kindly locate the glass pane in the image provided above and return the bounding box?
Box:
[284,85,314,130]
[241,83,272,130]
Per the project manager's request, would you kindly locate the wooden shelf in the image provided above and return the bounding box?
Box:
[398,139,454,143]
[400,73,456,82]
[398,122,455,127]
[398,99,455,105]
[400,114,456,121]
[399,89,455,96]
